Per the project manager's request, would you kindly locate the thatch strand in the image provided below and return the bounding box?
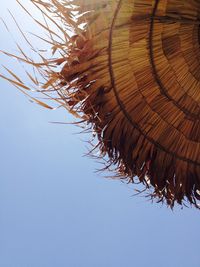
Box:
[2,0,200,209]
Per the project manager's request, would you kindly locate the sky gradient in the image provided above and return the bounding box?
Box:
[0,1,199,267]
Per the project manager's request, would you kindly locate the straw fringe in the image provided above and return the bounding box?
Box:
[2,0,200,208]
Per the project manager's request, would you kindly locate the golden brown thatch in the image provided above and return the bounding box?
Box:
[2,0,200,208]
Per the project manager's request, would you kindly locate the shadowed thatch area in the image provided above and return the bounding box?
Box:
[1,0,200,209]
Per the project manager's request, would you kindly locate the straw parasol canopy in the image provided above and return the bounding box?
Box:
[2,0,200,208]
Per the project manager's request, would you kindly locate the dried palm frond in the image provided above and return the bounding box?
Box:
[1,0,200,209]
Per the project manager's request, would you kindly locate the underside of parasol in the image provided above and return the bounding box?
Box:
[1,0,200,209]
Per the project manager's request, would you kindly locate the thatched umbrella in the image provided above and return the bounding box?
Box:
[2,0,200,208]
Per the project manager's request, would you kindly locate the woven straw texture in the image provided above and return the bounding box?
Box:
[2,0,200,208]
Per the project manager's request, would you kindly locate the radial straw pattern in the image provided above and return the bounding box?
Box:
[1,0,200,209]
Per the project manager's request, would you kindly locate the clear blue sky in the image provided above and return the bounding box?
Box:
[0,1,199,267]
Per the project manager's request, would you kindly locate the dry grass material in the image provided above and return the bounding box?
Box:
[2,0,200,209]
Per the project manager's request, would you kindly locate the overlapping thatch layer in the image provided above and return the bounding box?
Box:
[2,0,200,208]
